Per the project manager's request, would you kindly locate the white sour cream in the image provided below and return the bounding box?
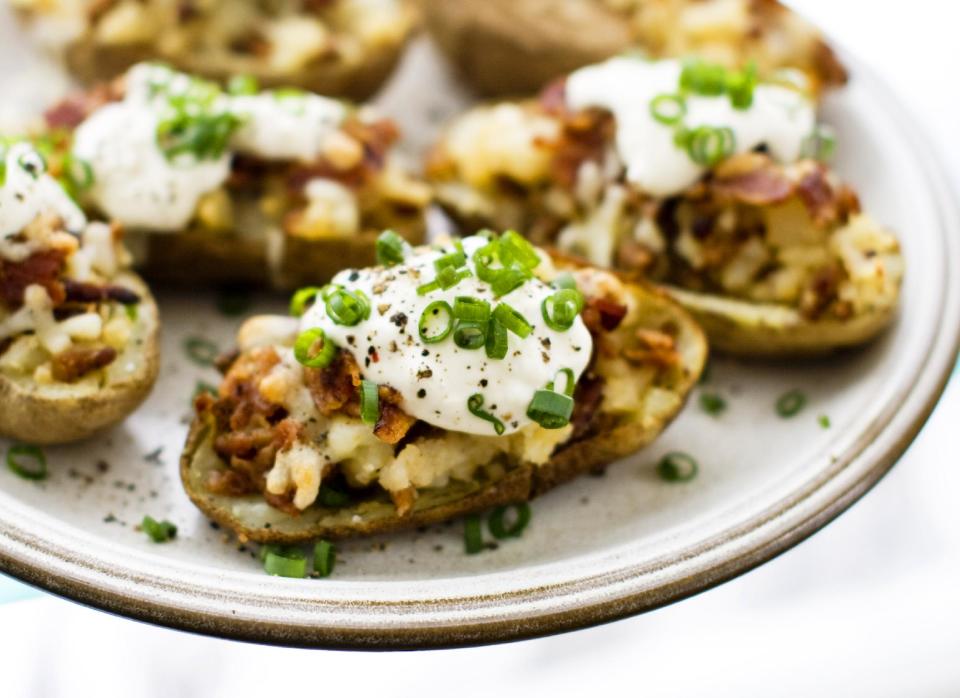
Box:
[300,236,593,436]
[71,63,349,231]
[0,143,86,242]
[565,57,816,197]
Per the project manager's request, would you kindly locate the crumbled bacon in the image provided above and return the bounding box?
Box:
[796,166,860,227]
[623,329,680,368]
[799,264,842,319]
[0,250,67,309]
[305,351,362,416]
[538,78,568,116]
[63,279,141,305]
[551,108,615,189]
[570,372,604,439]
[373,385,416,445]
[50,345,117,382]
[205,468,256,496]
[581,296,628,333]
[44,84,118,130]
[711,164,795,206]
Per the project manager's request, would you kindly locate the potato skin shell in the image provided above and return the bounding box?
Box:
[0,273,160,445]
[179,275,708,543]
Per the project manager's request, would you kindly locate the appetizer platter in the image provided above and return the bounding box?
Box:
[0,4,958,648]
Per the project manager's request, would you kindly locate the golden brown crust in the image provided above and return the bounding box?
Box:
[179,270,707,542]
[0,272,160,444]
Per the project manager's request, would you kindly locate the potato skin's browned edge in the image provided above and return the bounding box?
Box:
[59,4,419,101]
[178,273,707,543]
[0,273,160,445]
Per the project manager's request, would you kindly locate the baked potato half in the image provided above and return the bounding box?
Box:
[11,0,419,101]
[427,58,903,357]
[0,143,160,443]
[38,63,430,290]
[180,233,706,542]
[422,0,847,97]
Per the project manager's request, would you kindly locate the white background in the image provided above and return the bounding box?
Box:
[2,1,959,695]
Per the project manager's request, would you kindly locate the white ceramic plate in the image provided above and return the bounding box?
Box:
[0,25,957,647]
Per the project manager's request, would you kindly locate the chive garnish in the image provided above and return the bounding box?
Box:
[183,336,219,367]
[325,288,370,326]
[467,394,505,435]
[289,286,322,317]
[699,392,727,416]
[376,230,406,267]
[488,503,531,539]
[262,546,307,578]
[6,445,47,481]
[313,540,336,578]
[818,415,831,429]
[464,515,484,555]
[418,300,453,343]
[657,452,699,482]
[140,516,177,543]
[360,380,380,425]
[776,390,807,418]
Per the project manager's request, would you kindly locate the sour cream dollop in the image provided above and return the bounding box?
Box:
[565,57,816,197]
[71,63,348,231]
[0,142,86,241]
[299,236,593,436]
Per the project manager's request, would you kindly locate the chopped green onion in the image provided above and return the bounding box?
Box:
[467,393,505,435]
[687,126,736,167]
[325,288,370,326]
[157,109,243,161]
[473,241,502,283]
[184,336,219,366]
[124,303,139,322]
[192,380,218,401]
[464,514,484,554]
[650,93,687,125]
[418,300,453,343]
[417,266,472,296]
[141,515,177,543]
[294,328,336,368]
[802,125,837,162]
[289,286,322,317]
[376,230,407,267]
[490,268,530,297]
[488,503,531,539]
[453,321,486,350]
[63,154,94,192]
[492,303,532,338]
[551,272,578,291]
[262,546,307,578]
[434,247,467,272]
[726,62,757,110]
[552,368,576,397]
[360,379,380,425]
[318,485,351,508]
[526,387,574,429]
[313,540,336,578]
[541,288,584,332]
[818,414,831,429]
[6,445,47,481]
[776,389,807,418]
[699,392,727,416]
[498,231,540,270]
[485,318,508,359]
[453,296,491,324]
[657,452,699,482]
[680,58,728,96]
[227,74,259,95]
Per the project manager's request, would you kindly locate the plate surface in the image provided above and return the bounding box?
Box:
[0,25,958,648]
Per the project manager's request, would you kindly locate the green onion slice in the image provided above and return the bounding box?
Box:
[464,514,484,554]
[376,230,406,267]
[360,379,380,425]
[699,392,727,416]
[490,268,530,297]
[552,368,576,397]
[293,328,336,368]
[262,546,307,578]
[485,318,508,360]
[453,321,486,350]
[818,414,831,429]
[6,445,47,481]
[541,288,584,332]
[289,286,322,317]
[526,387,574,429]
[418,300,453,343]
[313,540,336,578]
[679,58,728,96]
[453,296,491,324]
[801,125,837,162]
[184,336,219,366]
[325,288,370,326]
[650,93,687,125]
[551,272,578,291]
[726,62,758,110]
[227,74,260,95]
[141,515,177,543]
[492,303,532,338]
[488,503,531,539]
[687,126,736,167]
[776,389,807,418]
[657,452,699,482]
[498,231,540,270]
[434,247,467,272]
[467,393,505,435]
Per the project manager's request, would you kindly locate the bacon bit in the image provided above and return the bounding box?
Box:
[63,279,141,305]
[551,108,615,189]
[712,165,795,206]
[623,329,680,368]
[263,490,300,516]
[391,487,417,517]
[581,296,628,333]
[799,264,842,319]
[373,386,416,445]
[214,427,276,459]
[0,249,67,309]
[538,78,568,115]
[304,351,361,417]
[44,84,118,129]
[205,468,257,496]
[616,237,656,274]
[570,372,604,439]
[272,418,303,452]
[214,348,241,375]
[50,345,117,382]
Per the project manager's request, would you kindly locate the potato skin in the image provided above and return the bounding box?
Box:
[0,273,160,445]
[422,0,631,97]
[179,275,708,543]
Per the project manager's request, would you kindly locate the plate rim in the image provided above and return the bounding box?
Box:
[1,54,958,650]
